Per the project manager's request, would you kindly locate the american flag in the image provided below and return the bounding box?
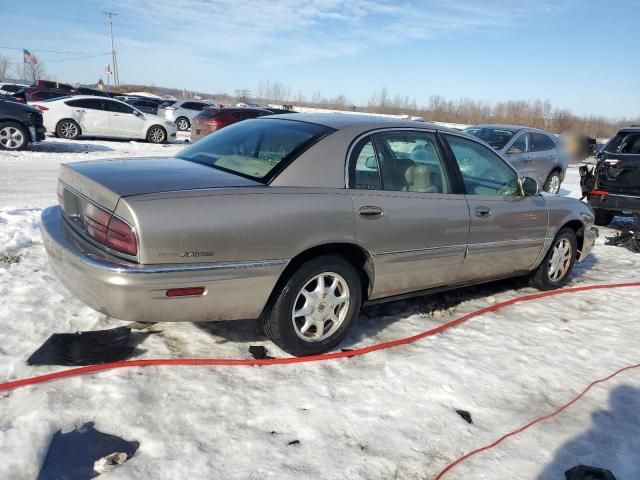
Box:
[23,49,38,65]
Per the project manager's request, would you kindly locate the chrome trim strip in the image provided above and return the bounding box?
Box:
[81,256,289,275]
[372,243,466,257]
[468,237,546,249]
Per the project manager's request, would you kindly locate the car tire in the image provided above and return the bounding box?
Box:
[0,121,29,150]
[529,227,577,291]
[147,125,167,144]
[175,117,190,131]
[543,171,562,194]
[593,209,615,226]
[261,255,362,357]
[56,119,81,140]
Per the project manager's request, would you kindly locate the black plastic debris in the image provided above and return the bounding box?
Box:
[249,345,274,360]
[27,327,133,366]
[287,440,300,446]
[38,422,139,480]
[565,465,616,480]
[606,229,640,253]
[455,409,473,424]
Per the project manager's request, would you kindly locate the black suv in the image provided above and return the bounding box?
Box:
[0,99,46,150]
[580,125,640,225]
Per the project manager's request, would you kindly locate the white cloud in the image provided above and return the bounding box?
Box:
[99,0,569,66]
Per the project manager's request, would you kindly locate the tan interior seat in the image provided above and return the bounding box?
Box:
[404,164,436,192]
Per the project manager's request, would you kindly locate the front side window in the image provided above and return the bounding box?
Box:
[176,118,332,181]
[373,131,451,193]
[104,100,136,114]
[508,133,530,153]
[445,134,520,196]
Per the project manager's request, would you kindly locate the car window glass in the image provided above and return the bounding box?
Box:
[608,133,640,154]
[351,139,381,190]
[104,100,135,114]
[67,99,103,110]
[445,134,520,196]
[531,133,556,152]
[508,133,529,153]
[464,127,516,150]
[242,111,261,120]
[372,131,450,194]
[230,112,242,120]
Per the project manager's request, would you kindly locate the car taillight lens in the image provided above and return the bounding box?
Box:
[204,118,222,130]
[32,105,49,111]
[106,216,138,256]
[82,202,138,256]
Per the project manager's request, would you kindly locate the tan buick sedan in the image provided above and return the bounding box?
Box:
[41,114,597,356]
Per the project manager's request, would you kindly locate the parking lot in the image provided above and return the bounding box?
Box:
[1,136,639,479]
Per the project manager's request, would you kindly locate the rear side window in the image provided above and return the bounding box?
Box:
[606,132,640,154]
[530,133,556,151]
[182,102,207,111]
[196,109,220,119]
[158,101,176,108]
[66,99,103,110]
[176,118,332,181]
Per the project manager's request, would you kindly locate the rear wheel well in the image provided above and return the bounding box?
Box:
[264,243,374,314]
[56,118,82,135]
[560,220,584,254]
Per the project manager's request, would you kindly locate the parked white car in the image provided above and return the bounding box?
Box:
[30,96,177,143]
[157,100,213,131]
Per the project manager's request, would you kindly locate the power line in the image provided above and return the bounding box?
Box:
[7,53,111,65]
[103,12,120,87]
[0,46,107,55]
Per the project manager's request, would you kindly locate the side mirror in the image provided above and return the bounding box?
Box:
[522,177,540,196]
[365,156,378,169]
[133,110,142,117]
[507,147,523,155]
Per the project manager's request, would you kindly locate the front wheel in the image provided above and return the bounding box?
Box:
[0,121,29,150]
[529,227,577,291]
[261,256,362,356]
[147,126,167,144]
[543,171,562,194]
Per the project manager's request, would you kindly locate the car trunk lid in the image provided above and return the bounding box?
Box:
[59,156,263,211]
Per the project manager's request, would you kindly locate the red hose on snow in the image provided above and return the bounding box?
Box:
[1,281,639,479]
[1,281,638,393]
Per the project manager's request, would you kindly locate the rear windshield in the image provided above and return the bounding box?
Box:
[605,132,640,154]
[196,108,220,119]
[464,127,517,150]
[176,118,332,181]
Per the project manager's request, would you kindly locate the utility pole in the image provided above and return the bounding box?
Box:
[103,11,119,87]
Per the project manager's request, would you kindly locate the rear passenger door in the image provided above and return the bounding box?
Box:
[66,98,110,134]
[443,133,548,281]
[348,129,470,299]
[530,132,558,186]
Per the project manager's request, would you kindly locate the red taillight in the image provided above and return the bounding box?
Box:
[106,216,138,256]
[204,118,222,131]
[32,105,49,111]
[590,189,608,196]
[82,202,138,256]
[166,287,206,297]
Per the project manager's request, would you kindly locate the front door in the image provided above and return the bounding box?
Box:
[504,132,537,179]
[103,100,145,137]
[443,133,548,280]
[348,130,470,299]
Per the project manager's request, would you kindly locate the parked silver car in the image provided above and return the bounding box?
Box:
[157,100,213,131]
[41,114,596,356]
[464,124,568,194]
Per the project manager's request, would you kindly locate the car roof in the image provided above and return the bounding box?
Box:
[468,124,557,136]
[618,126,640,133]
[261,112,465,134]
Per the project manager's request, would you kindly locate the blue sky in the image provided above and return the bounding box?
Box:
[1,0,638,118]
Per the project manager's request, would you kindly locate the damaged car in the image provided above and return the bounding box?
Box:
[41,114,597,356]
[580,125,640,226]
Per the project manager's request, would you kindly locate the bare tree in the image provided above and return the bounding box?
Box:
[234,88,251,102]
[0,55,10,80]
[15,61,46,82]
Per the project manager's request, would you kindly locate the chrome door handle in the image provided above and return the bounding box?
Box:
[358,206,384,220]
[474,206,492,218]
[75,109,85,113]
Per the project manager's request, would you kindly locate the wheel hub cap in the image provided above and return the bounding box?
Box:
[548,238,572,281]
[0,127,24,149]
[292,272,350,342]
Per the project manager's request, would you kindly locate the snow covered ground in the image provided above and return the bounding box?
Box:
[1,138,639,479]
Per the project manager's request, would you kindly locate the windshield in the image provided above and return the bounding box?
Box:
[464,127,518,150]
[176,118,333,181]
[605,132,640,154]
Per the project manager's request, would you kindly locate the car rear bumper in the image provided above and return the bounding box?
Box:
[40,206,287,323]
[588,192,640,214]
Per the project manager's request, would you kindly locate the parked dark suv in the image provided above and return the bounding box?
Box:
[580,125,640,225]
[0,99,46,150]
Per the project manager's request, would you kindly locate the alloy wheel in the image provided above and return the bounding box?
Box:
[0,126,25,149]
[148,127,165,143]
[546,175,561,194]
[59,122,78,138]
[291,272,350,342]
[176,118,189,131]
[548,237,573,281]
